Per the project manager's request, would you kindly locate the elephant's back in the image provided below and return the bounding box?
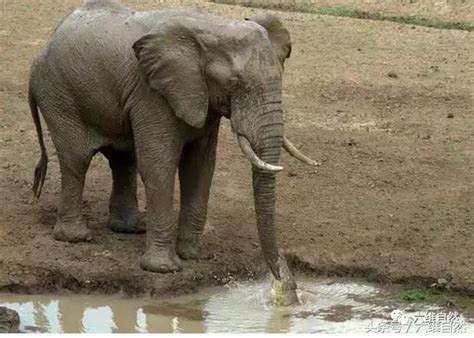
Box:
[43,1,141,75]
[31,1,145,140]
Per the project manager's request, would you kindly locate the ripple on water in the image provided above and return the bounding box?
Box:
[0,278,472,333]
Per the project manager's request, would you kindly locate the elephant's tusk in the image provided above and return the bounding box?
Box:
[237,135,284,172]
[283,137,321,166]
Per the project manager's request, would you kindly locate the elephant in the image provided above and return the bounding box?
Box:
[29,0,318,304]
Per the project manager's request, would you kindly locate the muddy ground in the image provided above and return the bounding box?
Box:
[0,0,472,297]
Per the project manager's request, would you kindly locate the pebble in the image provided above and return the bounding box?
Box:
[387,71,398,79]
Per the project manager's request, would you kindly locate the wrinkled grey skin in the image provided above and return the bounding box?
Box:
[29,0,311,305]
[0,306,20,333]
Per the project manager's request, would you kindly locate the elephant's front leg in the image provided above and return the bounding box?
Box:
[133,124,183,272]
[141,172,182,272]
[176,125,219,260]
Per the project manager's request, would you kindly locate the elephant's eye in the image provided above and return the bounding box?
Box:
[207,61,230,83]
[207,60,242,92]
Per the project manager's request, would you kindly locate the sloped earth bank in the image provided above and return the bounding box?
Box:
[0,0,472,303]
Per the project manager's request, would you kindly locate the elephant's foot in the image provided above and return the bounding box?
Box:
[176,238,212,260]
[108,212,146,234]
[53,217,91,243]
[140,247,182,273]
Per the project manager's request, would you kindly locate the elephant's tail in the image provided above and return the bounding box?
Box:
[29,86,48,198]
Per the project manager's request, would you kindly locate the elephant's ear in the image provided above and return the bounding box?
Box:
[133,20,208,129]
[245,12,292,66]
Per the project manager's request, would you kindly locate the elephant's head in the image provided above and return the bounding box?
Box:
[133,11,318,305]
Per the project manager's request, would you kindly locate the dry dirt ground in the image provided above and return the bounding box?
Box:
[213,0,474,23]
[0,0,472,297]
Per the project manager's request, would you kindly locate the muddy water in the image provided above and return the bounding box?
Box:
[1,278,472,333]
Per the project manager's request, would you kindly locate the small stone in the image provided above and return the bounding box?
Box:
[437,278,448,285]
[347,139,357,146]
[0,306,20,333]
[387,71,398,79]
[447,113,454,118]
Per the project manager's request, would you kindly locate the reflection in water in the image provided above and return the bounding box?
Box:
[82,306,117,333]
[0,279,473,333]
[1,295,210,333]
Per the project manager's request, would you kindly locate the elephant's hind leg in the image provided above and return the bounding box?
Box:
[101,148,145,234]
[37,95,94,242]
[53,143,93,243]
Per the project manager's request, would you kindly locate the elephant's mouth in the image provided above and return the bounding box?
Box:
[237,134,283,172]
[221,106,231,119]
[236,134,320,172]
[228,99,319,171]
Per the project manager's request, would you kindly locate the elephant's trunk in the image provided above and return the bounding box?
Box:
[252,121,299,306]
[235,99,299,306]
[252,137,282,279]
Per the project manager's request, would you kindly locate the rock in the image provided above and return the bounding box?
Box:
[0,306,20,333]
[387,71,398,79]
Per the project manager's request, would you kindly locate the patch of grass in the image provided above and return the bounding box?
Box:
[400,288,433,302]
[314,5,365,17]
[398,287,474,313]
[209,1,474,31]
[359,12,472,31]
